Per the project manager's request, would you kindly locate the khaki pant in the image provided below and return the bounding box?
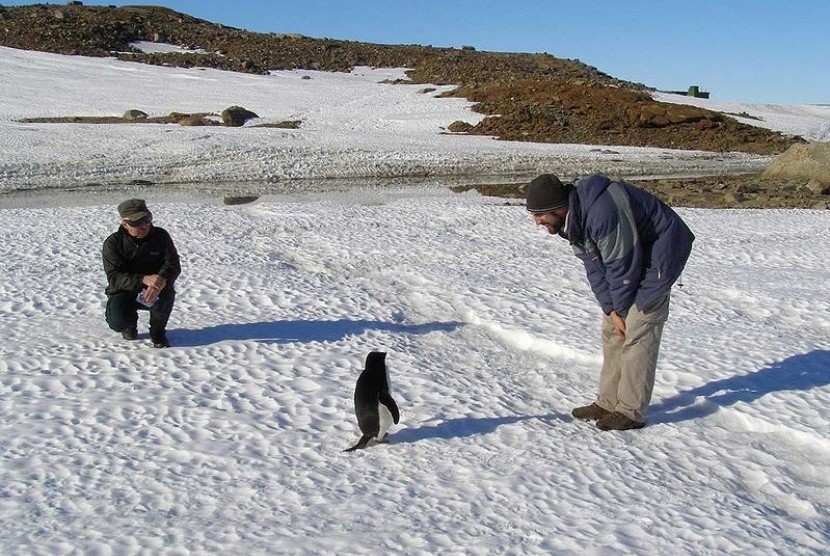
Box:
[596,293,671,422]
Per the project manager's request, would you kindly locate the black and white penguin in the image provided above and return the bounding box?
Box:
[344,351,400,452]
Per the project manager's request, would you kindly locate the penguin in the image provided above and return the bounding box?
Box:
[344,351,400,452]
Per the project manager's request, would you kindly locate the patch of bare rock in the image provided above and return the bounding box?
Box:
[20,106,299,128]
[455,171,830,210]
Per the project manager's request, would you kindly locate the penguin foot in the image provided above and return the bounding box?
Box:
[344,435,372,452]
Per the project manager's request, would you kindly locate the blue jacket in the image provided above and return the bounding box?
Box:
[566,174,694,315]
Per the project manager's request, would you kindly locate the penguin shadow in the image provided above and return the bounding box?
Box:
[650,349,830,425]
[391,412,567,444]
[169,318,464,347]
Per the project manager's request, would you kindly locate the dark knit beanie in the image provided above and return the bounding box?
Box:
[525,174,572,213]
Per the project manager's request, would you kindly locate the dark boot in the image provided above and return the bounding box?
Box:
[150,328,169,348]
[596,412,646,431]
[121,327,138,341]
[571,402,611,421]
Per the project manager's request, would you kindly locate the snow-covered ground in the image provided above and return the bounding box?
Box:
[0,45,828,555]
[5,44,824,194]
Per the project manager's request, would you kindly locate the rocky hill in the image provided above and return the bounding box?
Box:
[0,3,803,156]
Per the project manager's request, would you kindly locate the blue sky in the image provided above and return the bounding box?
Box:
[8,0,829,104]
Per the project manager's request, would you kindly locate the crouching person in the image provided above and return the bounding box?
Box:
[102,199,181,348]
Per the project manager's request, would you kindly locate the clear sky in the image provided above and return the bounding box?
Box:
[7,0,829,104]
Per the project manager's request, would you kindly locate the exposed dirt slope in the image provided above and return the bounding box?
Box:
[0,4,802,155]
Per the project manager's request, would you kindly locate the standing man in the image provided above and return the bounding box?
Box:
[102,199,181,348]
[527,173,694,430]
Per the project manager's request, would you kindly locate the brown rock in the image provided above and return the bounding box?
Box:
[223,195,259,205]
[221,105,258,127]
[447,120,474,133]
[123,109,148,120]
[763,143,830,184]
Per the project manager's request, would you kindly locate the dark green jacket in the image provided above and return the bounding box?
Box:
[102,226,181,296]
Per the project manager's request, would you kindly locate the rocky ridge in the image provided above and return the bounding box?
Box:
[0,3,803,155]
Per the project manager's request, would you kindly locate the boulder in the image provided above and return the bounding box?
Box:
[447,120,474,133]
[123,109,148,120]
[223,195,260,205]
[763,143,830,185]
[221,105,259,127]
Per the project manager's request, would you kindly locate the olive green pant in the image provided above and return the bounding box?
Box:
[596,293,671,423]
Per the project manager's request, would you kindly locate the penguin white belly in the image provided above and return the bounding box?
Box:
[376,401,394,440]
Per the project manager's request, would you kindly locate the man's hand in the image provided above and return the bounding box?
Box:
[141,286,162,305]
[141,274,167,305]
[142,274,167,290]
[609,310,626,337]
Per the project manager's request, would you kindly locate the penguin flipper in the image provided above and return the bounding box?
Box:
[378,392,400,424]
[344,435,372,452]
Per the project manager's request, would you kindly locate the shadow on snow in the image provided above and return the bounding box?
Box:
[650,349,830,424]
[392,412,568,444]
[170,318,464,347]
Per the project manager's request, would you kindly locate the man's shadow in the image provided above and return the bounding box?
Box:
[650,349,830,424]
[392,412,568,444]
[171,319,464,347]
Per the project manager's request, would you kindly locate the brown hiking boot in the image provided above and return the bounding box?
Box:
[596,412,645,431]
[571,403,611,421]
